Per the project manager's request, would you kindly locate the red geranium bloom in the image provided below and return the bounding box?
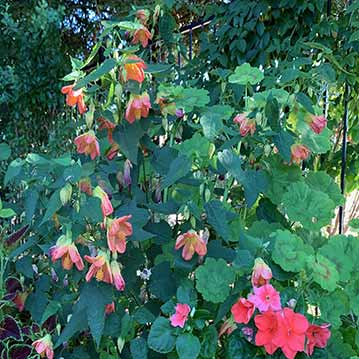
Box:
[170,303,191,328]
[125,93,151,124]
[251,257,272,288]
[106,215,133,254]
[61,84,87,114]
[305,323,331,355]
[248,284,281,312]
[123,55,147,83]
[175,231,207,261]
[231,298,255,324]
[291,144,310,164]
[74,131,100,160]
[132,26,152,47]
[273,308,309,359]
[309,115,327,134]
[254,310,280,355]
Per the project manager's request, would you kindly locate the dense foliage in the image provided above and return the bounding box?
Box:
[1,1,359,359]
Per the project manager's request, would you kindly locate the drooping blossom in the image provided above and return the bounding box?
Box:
[93,186,114,218]
[106,215,133,254]
[49,235,84,271]
[123,55,147,83]
[79,178,92,195]
[175,231,207,261]
[110,260,126,291]
[61,84,87,114]
[32,334,54,359]
[123,159,132,187]
[233,113,256,136]
[309,115,327,134]
[231,298,256,324]
[98,117,116,143]
[290,144,310,164]
[273,308,309,359]
[132,25,152,47]
[170,303,191,328]
[305,323,331,356]
[84,251,113,285]
[248,284,281,312]
[125,93,151,124]
[255,310,279,355]
[105,302,115,315]
[251,258,272,288]
[74,131,100,160]
[136,9,150,25]
[106,142,120,160]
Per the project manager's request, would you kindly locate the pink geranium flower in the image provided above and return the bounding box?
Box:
[170,303,191,328]
[32,334,54,359]
[251,258,272,288]
[74,131,100,160]
[106,215,133,254]
[305,323,331,355]
[175,231,207,261]
[231,298,255,324]
[248,284,281,312]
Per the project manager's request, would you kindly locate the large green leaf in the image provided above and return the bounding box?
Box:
[130,337,148,359]
[147,317,176,353]
[282,182,335,231]
[4,159,24,185]
[319,290,349,328]
[228,63,264,85]
[160,155,191,189]
[273,130,295,162]
[176,333,201,359]
[177,88,210,112]
[201,325,218,358]
[265,94,280,131]
[149,262,176,301]
[195,258,236,303]
[0,143,11,161]
[40,190,62,225]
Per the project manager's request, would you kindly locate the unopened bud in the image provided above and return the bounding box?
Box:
[60,183,72,205]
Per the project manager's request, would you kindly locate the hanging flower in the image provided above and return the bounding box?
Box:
[123,55,147,83]
[93,186,114,218]
[74,131,100,160]
[49,235,84,271]
[110,260,126,291]
[32,334,54,359]
[233,113,256,136]
[125,92,151,124]
[106,142,120,161]
[251,258,272,288]
[106,215,133,254]
[61,84,87,114]
[248,284,281,312]
[97,117,116,143]
[231,298,256,324]
[132,25,152,47]
[309,115,327,134]
[79,178,93,195]
[175,231,207,261]
[170,303,191,328]
[305,323,331,356]
[136,9,150,25]
[290,144,310,164]
[84,251,113,285]
[254,310,280,355]
[273,308,309,359]
[105,302,115,315]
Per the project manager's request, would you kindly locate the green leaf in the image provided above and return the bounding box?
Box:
[177,88,210,112]
[15,256,33,278]
[73,58,117,90]
[282,182,335,231]
[148,317,176,353]
[319,290,349,328]
[0,208,16,218]
[149,262,176,301]
[195,258,236,303]
[175,133,211,160]
[133,307,156,325]
[204,200,232,242]
[201,325,218,358]
[296,92,315,114]
[160,155,191,189]
[229,63,264,85]
[302,126,332,154]
[273,130,295,162]
[40,301,61,325]
[271,229,313,272]
[349,30,359,42]
[4,159,24,185]
[176,333,201,359]
[307,255,339,291]
[265,95,280,131]
[145,63,173,74]
[24,189,39,223]
[40,190,62,225]
[345,278,359,316]
[130,337,148,359]
[0,143,11,161]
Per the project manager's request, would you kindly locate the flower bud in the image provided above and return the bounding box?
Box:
[60,183,72,205]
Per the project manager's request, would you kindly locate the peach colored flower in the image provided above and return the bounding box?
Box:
[107,215,133,254]
[32,334,54,359]
[125,93,151,124]
[234,113,256,136]
[93,186,114,218]
[110,260,126,291]
[123,55,147,83]
[61,84,87,114]
[290,144,310,164]
[106,142,120,160]
[251,258,272,288]
[175,231,207,261]
[136,9,150,25]
[132,26,152,47]
[74,131,100,160]
[84,251,113,285]
[170,303,191,328]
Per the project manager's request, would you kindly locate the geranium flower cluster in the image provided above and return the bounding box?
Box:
[230,258,331,359]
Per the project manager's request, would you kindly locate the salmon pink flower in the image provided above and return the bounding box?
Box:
[132,25,152,47]
[74,131,100,160]
[98,117,116,143]
[84,251,113,285]
[273,308,309,359]
[251,258,272,288]
[106,142,120,160]
[93,186,114,218]
[175,231,207,261]
[305,323,331,355]
[219,317,237,337]
[105,302,115,315]
[61,84,87,114]
[79,178,92,195]
[123,55,147,83]
[254,310,279,355]
[309,115,327,134]
[248,284,281,312]
[231,298,255,324]
[49,235,84,271]
[110,260,126,291]
[170,303,191,328]
[291,144,310,164]
[125,93,151,124]
[107,215,133,254]
[233,113,256,136]
[32,334,54,359]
